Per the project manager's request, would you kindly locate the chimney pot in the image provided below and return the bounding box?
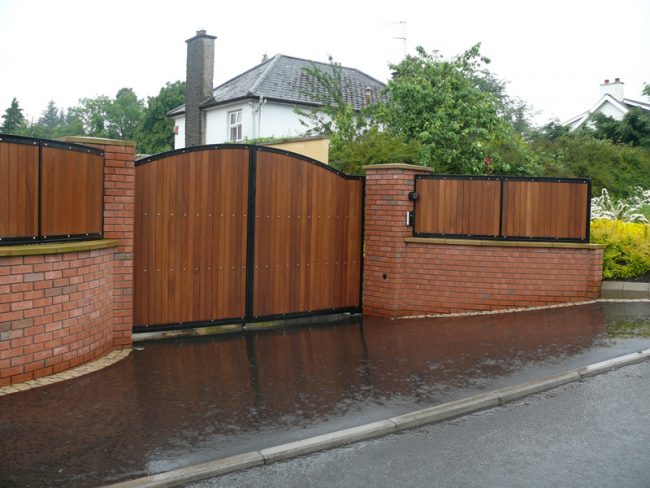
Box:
[615,77,620,83]
[197,30,206,36]
[604,79,609,84]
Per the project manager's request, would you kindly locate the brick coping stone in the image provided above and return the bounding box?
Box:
[405,237,605,250]
[0,239,118,257]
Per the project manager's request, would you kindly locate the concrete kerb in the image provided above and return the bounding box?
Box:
[103,348,650,488]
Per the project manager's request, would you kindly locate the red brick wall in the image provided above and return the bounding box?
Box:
[0,138,135,386]
[363,165,430,316]
[0,249,115,386]
[363,165,604,318]
[100,143,135,348]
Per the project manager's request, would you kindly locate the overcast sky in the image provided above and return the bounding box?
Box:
[1,0,648,126]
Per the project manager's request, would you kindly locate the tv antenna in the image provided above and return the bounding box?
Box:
[393,21,407,57]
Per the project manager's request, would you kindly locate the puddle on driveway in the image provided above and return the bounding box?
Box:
[1,301,649,487]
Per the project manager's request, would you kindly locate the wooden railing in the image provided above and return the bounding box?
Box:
[0,134,104,245]
[413,175,591,242]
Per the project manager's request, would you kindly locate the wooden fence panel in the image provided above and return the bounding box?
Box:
[414,175,590,242]
[252,150,363,318]
[502,179,588,240]
[0,140,39,240]
[134,148,249,327]
[41,145,103,237]
[415,177,501,237]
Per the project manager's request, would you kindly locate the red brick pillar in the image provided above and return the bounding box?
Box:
[363,164,432,317]
[60,137,135,348]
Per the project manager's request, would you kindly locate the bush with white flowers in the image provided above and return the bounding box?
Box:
[591,187,650,223]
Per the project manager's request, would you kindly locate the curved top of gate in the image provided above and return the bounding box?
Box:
[135,144,363,181]
[0,133,104,156]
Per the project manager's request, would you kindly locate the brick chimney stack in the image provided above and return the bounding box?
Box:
[185,30,216,147]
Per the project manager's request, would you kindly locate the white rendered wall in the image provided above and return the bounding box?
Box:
[258,103,312,139]
[176,101,327,147]
[597,100,627,120]
[173,116,185,149]
[204,102,255,144]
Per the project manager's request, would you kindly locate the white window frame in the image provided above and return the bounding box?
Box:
[228,109,243,142]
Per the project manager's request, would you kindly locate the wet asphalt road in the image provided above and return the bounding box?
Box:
[1,302,650,486]
[190,360,650,488]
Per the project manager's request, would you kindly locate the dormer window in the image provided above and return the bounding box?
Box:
[228,110,242,142]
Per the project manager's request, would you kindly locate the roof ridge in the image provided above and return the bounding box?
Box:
[249,54,282,95]
[277,54,387,87]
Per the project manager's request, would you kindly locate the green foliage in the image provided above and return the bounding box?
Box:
[1,98,28,134]
[296,57,421,173]
[30,100,66,139]
[73,88,144,140]
[1,84,178,155]
[107,88,144,140]
[591,109,650,149]
[298,45,536,175]
[137,81,185,154]
[591,219,650,279]
[529,131,650,197]
[379,44,523,174]
[329,127,423,174]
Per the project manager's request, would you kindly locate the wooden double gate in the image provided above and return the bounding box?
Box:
[134,145,364,331]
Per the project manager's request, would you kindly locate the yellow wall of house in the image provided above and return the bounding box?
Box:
[265,138,329,164]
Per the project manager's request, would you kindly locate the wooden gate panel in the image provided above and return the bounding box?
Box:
[252,151,362,318]
[134,148,248,327]
[0,141,39,240]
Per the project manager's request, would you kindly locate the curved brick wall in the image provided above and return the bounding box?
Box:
[0,138,134,386]
[0,247,116,385]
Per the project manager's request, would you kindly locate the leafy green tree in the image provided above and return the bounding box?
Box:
[63,106,85,136]
[379,45,523,174]
[106,88,144,140]
[1,98,28,134]
[138,81,185,154]
[31,100,65,138]
[296,58,423,173]
[587,83,650,149]
[75,95,112,137]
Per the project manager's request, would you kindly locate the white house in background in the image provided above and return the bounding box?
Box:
[563,78,650,130]
[169,31,386,150]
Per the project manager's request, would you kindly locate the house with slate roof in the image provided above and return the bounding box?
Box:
[169,31,386,150]
[563,78,650,131]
